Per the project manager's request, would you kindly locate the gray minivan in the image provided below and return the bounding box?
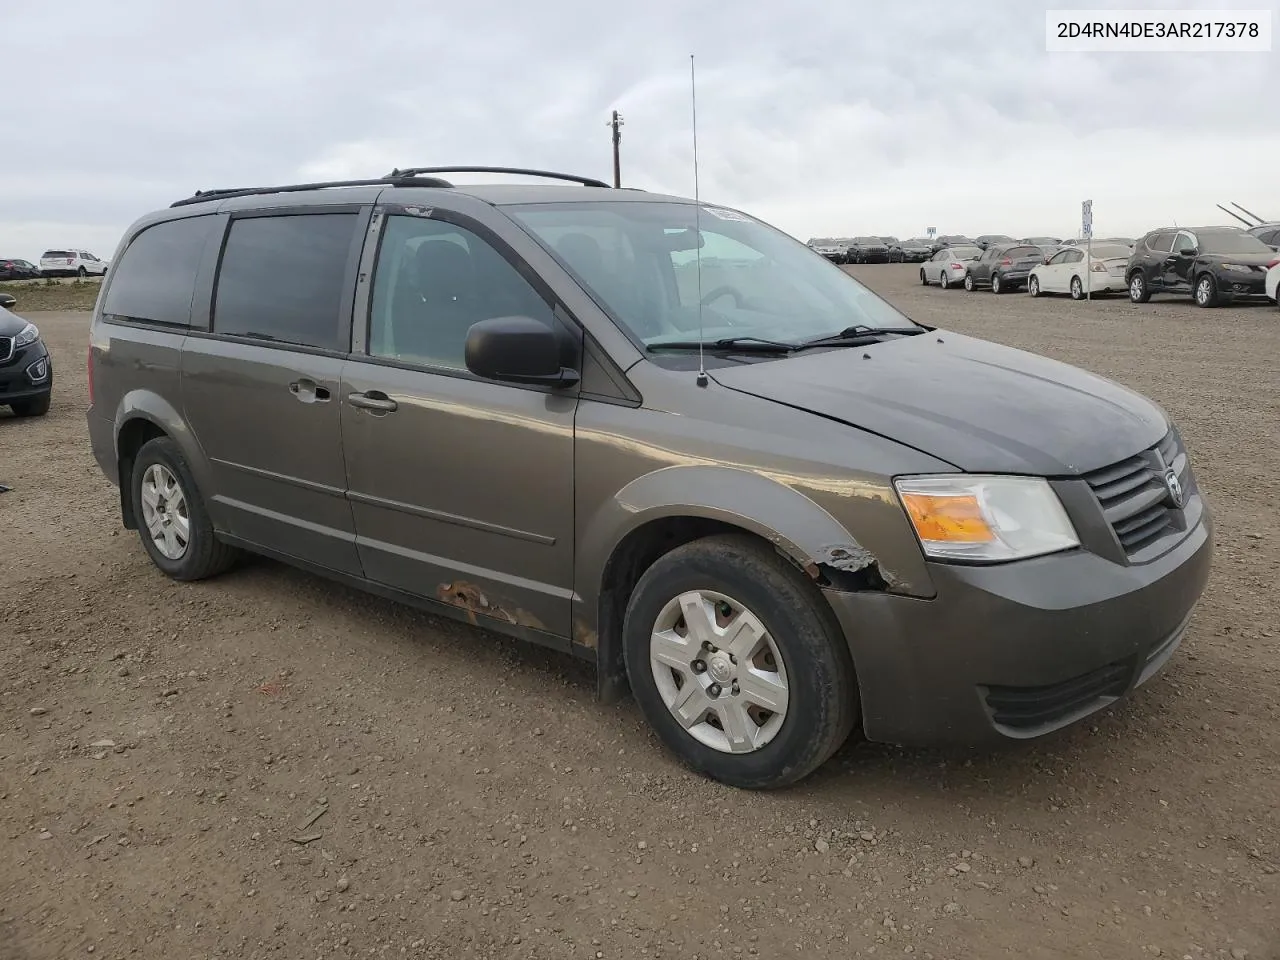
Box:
[87,167,1213,789]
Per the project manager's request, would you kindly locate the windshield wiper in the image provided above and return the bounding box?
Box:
[799,324,928,348]
[646,336,800,353]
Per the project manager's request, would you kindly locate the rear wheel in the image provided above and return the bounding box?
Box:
[919,268,928,286]
[991,273,1003,294]
[1129,271,1151,303]
[130,437,239,581]
[1070,276,1084,300]
[963,273,975,292]
[1194,273,1218,308]
[939,272,950,290]
[623,534,858,789]
[76,266,87,278]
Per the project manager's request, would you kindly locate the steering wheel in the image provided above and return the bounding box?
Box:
[700,284,747,308]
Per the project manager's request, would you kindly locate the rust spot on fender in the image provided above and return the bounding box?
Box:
[437,581,547,631]
[819,543,878,573]
[573,617,598,650]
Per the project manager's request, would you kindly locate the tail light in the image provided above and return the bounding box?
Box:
[1000,258,1012,266]
[1091,262,1108,272]
[950,263,963,270]
[1267,258,1280,269]
[87,348,95,406]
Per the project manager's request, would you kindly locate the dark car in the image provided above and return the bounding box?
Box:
[929,234,973,254]
[1246,222,1280,251]
[846,236,890,263]
[962,243,1045,293]
[0,304,53,417]
[973,234,1014,251]
[1126,226,1280,308]
[1018,237,1064,261]
[0,258,42,281]
[890,238,933,263]
[84,165,1211,790]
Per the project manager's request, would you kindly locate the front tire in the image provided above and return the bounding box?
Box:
[622,534,858,790]
[1194,273,1218,308]
[1129,271,1151,303]
[1028,275,1041,297]
[10,393,51,417]
[130,437,239,581]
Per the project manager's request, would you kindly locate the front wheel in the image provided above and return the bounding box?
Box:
[623,534,858,789]
[130,437,240,581]
[1194,274,1218,308]
[1129,272,1151,303]
[1028,275,1041,297]
[10,393,51,417]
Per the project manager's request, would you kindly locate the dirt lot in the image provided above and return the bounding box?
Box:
[2,266,1277,960]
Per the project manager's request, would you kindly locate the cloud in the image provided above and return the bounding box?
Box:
[1,0,1275,259]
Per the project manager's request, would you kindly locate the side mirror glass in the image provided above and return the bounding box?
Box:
[1179,248,1197,257]
[464,316,579,387]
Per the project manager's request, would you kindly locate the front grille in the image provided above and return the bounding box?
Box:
[1082,430,1186,557]
[0,336,13,363]
[985,661,1131,729]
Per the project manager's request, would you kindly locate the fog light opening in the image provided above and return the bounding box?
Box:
[27,358,49,384]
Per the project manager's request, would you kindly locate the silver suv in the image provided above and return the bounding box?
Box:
[87,166,1213,788]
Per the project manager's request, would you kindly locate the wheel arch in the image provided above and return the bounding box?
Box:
[584,466,891,703]
[112,391,210,530]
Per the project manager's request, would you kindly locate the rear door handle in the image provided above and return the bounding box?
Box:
[348,391,398,413]
[289,378,331,403]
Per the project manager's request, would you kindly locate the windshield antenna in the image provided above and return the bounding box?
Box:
[690,54,708,388]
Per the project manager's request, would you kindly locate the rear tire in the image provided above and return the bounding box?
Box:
[1129,271,1151,303]
[1070,276,1084,300]
[991,273,1003,294]
[129,437,240,581]
[963,273,975,292]
[920,268,928,286]
[623,534,858,790]
[939,272,950,290]
[76,266,87,278]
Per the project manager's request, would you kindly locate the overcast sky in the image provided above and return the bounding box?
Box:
[2,0,1276,259]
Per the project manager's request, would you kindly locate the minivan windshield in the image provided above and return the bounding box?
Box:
[506,201,916,346]
[1195,230,1273,255]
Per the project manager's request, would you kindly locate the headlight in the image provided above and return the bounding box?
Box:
[1220,263,1251,272]
[894,475,1079,562]
[14,322,39,347]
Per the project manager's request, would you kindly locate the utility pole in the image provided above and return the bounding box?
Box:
[607,110,624,188]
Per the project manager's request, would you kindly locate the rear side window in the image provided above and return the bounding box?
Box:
[213,213,357,351]
[1148,233,1174,253]
[101,216,220,326]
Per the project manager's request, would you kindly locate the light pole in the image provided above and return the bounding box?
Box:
[608,110,624,188]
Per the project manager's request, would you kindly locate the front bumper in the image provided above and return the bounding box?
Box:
[825,509,1213,746]
[858,252,890,263]
[1213,270,1268,298]
[0,340,52,402]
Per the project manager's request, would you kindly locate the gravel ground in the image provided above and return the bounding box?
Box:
[2,266,1277,960]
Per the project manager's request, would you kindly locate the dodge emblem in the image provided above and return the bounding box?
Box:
[1162,468,1185,508]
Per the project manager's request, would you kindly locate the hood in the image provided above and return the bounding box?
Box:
[0,305,29,336]
[1200,250,1276,267]
[710,331,1168,475]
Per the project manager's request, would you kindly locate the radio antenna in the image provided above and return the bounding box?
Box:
[691,54,708,388]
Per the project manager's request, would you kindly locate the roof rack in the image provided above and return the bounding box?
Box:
[384,166,610,188]
[169,175,453,208]
[170,166,613,208]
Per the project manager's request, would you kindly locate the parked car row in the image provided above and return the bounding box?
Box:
[917,226,1280,308]
[806,237,938,264]
[0,249,111,279]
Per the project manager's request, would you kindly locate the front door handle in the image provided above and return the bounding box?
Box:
[289,378,331,403]
[348,391,398,413]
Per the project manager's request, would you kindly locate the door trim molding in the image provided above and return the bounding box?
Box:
[346,489,556,545]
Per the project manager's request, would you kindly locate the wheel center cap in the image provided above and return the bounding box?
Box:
[707,653,733,684]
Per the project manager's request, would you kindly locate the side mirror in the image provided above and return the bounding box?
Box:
[1179,248,1197,257]
[464,316,579,387]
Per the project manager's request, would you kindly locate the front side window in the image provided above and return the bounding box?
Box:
[506,201,913,346]
[368,214,557,370]
[213,213,357,351]
[1172,233,1197,254]
[102,215,220,327]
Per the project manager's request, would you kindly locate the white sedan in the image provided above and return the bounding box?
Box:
[1266,259,1279,306]
[1027,242,1133,299]
[920,244,982,289]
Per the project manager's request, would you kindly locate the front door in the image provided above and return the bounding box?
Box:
[180,208,368,576]
[340,207,580,640]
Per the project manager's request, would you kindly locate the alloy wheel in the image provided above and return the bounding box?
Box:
[140,463,190,560]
